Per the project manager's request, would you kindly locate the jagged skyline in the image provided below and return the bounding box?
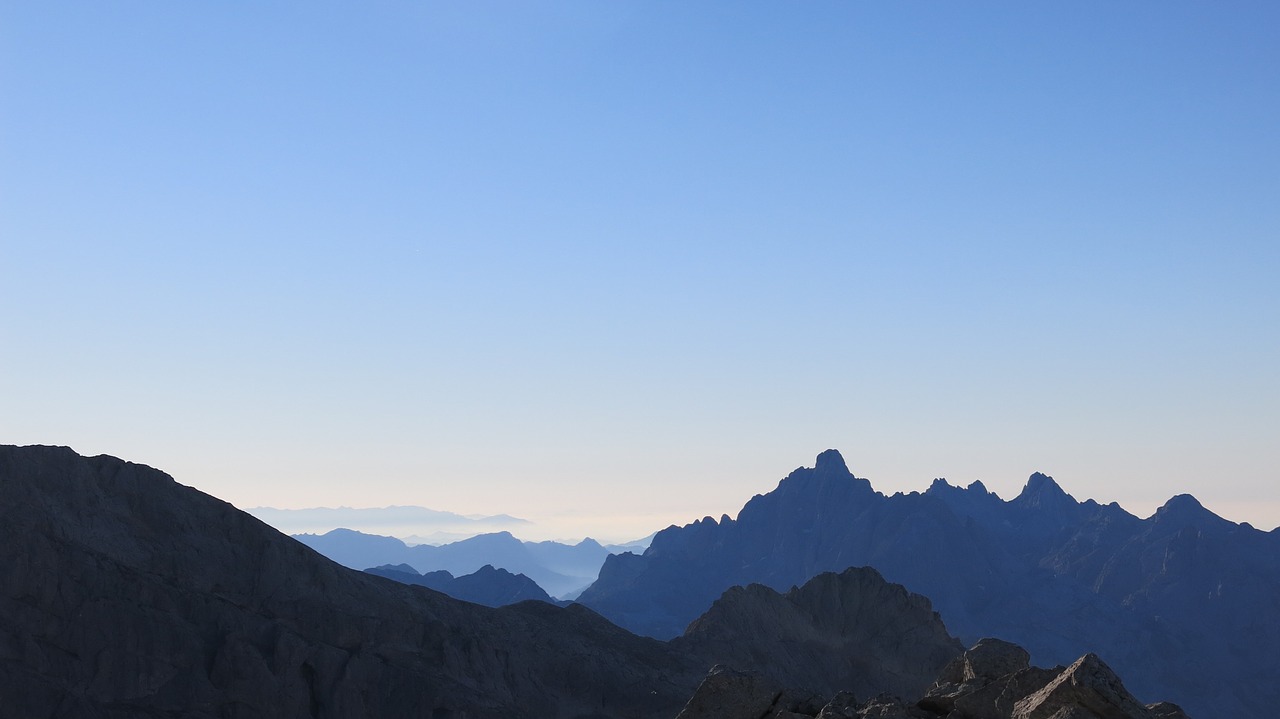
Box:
[3,3,1277,540]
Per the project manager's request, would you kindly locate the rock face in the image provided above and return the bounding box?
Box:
[0,445,703,718]
[364,563,562,607]
[674,567,963,701]
[674,665,790,719]
[577,450,1278,717]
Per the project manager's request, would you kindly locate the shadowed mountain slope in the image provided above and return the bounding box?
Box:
[673,566,963,701]
[0,445,702,718]
[577,450,1279,718]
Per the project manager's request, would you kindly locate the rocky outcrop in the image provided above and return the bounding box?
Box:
[681,640,1190,719]
[674,567,963,700]
[578,449,1276,717]
[674,665,788,719]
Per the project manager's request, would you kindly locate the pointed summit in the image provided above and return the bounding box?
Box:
[1013,472,1077,512]
[814,449,849,475]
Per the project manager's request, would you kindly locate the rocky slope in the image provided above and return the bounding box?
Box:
[673,567,963,701]
[676,638,1192,719]
[0,445,702,718]
[578,450,1276,718]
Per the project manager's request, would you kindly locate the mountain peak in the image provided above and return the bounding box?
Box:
[1153,493,1227,530]
[814,449,849,475]
[1025,472,1062,494]
[1013,472,1077,511]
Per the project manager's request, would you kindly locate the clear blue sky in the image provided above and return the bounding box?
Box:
[3,2,1277,541]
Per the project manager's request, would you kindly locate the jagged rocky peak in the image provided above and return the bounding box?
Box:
[1013,471,1077,510]
[927,477,953,492]
[919,642,1190,719]
[814,448,850,474]
[779,449,874,493]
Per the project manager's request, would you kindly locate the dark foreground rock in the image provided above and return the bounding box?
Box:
[678,640,1191,719]
[674,567,963,701]
[0,445,702,718]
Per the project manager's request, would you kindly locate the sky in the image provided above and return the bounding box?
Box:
[2,2,1277,542]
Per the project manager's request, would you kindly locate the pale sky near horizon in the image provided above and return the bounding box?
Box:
[2,2,1277,543]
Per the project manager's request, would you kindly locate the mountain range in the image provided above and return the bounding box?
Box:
[364,563,562,607]
[244,504,531,540]
[576,449,1279,718]
[0,443,1194,718]
[294,528,621,598]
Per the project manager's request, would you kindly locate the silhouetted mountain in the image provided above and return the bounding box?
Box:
[578,449,1277,718]
[365,563,562,607]
[296,528,607,598]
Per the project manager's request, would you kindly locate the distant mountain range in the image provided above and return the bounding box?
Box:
[295,527,649,598]
[0,445,1196,719]
[577,449,1279,718]
[244,504,531,539]
[364,563,563,607]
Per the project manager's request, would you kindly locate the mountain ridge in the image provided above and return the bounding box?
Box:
[578,449,1278,718]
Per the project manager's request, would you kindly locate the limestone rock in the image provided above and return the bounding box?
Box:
[675,666,785,719]
[1144,702,1190,719]
[1011,654,1151,719]
[816,690,860,719]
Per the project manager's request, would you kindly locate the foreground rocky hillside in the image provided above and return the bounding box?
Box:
[676,639,1192,719]
[0,445,701,718]
[578,450,1276,718]
[673,567,962,701]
